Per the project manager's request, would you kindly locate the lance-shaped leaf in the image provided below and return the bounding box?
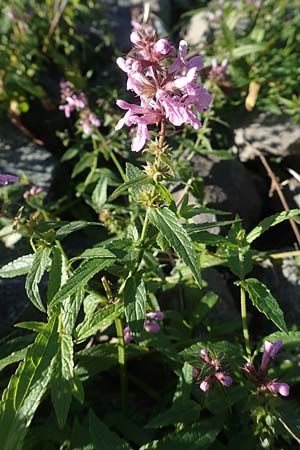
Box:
[124,276,147,339]
[75,302,123,343]
[50,253,116,308]
[109,175,149,201]
[149,207,202,287]
[91,176,108,212]
[0,318,58,450]
[246,209,300,243]
[0,254,35,278]
[51,333,74,429]
[239,278,288,333]
[25,247,51,312]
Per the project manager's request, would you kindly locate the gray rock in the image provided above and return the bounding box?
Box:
[0,120,57,190]
[0,120,56,328]
[252,257,300,326]
[234,112,300,162]
[192,155,266,230]
[183,11,210,47]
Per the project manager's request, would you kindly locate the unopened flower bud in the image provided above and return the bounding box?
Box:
[215,372,233,387]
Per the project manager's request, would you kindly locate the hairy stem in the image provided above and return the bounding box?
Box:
[114,316,128,414]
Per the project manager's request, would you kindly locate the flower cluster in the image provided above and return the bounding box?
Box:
[124,309,164,343]
[0,174,19,185]
[23,185,43,199]
[192,348,233,393]
[59,81,100,136]
[209,58,228,82]
[243,340,290,397]
[116,25,212,152]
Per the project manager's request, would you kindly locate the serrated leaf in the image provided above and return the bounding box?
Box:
[55,221,102,240]
[189,231,234,247]
[181,206,230,219]
[232,44,264,58]
[149,207,202,287]
[262,331,300,348]
[240,278,288,333]
[0,254,35,278]
[91,176,108,212]
[47,246,67,302]
[155,418,221,450]
[75,302,123,343]
[124,276,147,338]
[51,333,74,429]
[0,318,58,450]
[15,321,47,333]
[246,209,300,243]
[146,400,199,429]
[70,247,116,264]
[50,256,116,308]
[72,153,94,178]
[109,175,150,201]
[25,247,51,312]
[89,410,133,450]
[180,340,243,367]
[0,348,28,373]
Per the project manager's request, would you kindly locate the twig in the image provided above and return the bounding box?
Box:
[278,417,300,445]
[43,0,69,53]
[251,145,300,247]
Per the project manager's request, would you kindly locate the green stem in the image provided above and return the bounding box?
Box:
[238,247,251,358]
[110,150,127,182]
[114,316,127,414]
[240,283,251,358]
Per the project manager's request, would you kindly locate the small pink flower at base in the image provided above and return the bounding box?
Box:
[192,367,201,378]
[124,326,133,344]
[243,340,290,397]
[153,39,176,59]
[146,310,164,321]
[144,320,161,334]
[23,186,43,199]
[260,340,282,374]
[0,174,19,185]
[266,381,290,397]
[200,376,213,393]
[215,372,233,387]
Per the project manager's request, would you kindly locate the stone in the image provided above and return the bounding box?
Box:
[183,11,210,47]
[0,120,57,328]
[0,120,57,189]
[234,112,300,162]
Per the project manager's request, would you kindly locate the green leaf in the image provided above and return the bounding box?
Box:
[189,231,234,247]
[246,209,300,243]
[25,247,51,312]
[89,410,133,450]
[91,176,108,212]
[50,256,116,308]
[124,276,147,339]
[47,246,67,302]
[109,175,150,201]
[262,331,300,348]
[232,44,264,59]
[0,255,35,278]
[75,302,123,343]
[72,153,94,178]
[0,318,58,450]
[146,400,200,429]
[15,321,47,333]
[155,418,221,450]
[180,340,243,367]
[61,147,79,162]
[51,332,74,429]
[70,247,116,264]
[240,278,288,333]
[55,221,102,240]
[149,207,202,287]
[0,348,28,373]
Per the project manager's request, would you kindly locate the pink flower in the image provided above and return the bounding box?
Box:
[23,186,43,199]
[193,348,232,393]
[243,340,290,397]
[144,320,161,333]
[124,326,133,344]
[115,27,212,152]
[146,310,164,321]
[0,174,19,185]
